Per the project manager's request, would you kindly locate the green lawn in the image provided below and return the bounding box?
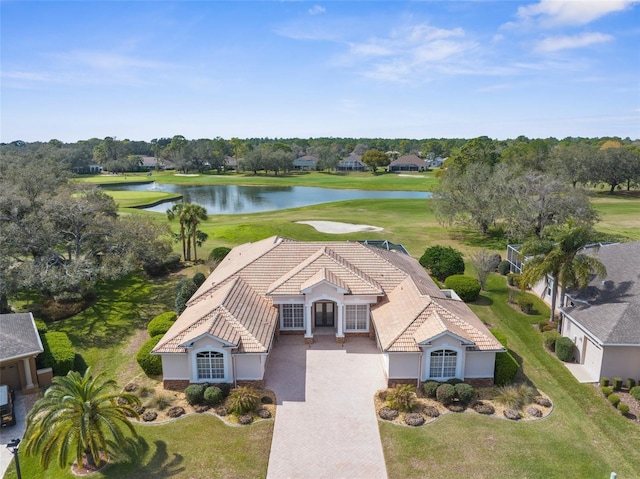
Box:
[107,190,182,209]
[381,274,640,478]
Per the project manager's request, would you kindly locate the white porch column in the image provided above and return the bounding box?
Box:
[23,357,35,389]
[305,303,313,338]
[336,302,344,338]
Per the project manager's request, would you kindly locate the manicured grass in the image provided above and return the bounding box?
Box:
[80,170,438,191]
[107,190,182,209]
[380,274,640,478]
[592,195,640,240]
[4,415,273,479]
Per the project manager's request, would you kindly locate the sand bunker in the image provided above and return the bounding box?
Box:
[296,221,383,234]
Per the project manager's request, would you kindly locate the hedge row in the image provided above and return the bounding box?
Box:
[41,331,75,376]
[444,275,481,302]
[147,311,178,337]
[136,335,164,376]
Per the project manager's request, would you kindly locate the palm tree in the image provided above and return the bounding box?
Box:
[167,203,187,260]
[520,224,607,323]
[183,203,208,262]
[22,368,140,471]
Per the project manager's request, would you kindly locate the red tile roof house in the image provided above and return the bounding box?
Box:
[153,237,504,390]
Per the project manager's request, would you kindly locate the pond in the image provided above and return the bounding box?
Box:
[106,183,431,215]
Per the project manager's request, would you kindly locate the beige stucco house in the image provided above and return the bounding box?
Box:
[153,236,503,389]
[0,312,44,392]
[559,241,640,381]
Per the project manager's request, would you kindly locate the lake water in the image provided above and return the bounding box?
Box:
[107,183,431,215]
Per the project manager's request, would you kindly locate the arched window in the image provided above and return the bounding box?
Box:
[196,351,225,380]
[429,349,458,379]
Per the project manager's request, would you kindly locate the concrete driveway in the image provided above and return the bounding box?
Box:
[265,335,388,479]
[0,393,28,477]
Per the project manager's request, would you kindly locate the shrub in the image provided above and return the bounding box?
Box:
[627,378,636,390]
[473,401,495,415]
[422,405,440,418]
[608,394,620,407]
[136,335,163,376]
[238,414,253,425]
[404,412,425,427]
[419,245,465,281]
[555,337,575,362]
[494,351,519,386]
[435,383,456,405]
[541,322,557,332]
[378,407,399,421]
[497,260,511,275]
[185,384,206,406]
[600,377,610,387]
[41,332,76,376]
[218,382,232,399]
[454,383,476,405]
[203,386,224,406]
[143,252,182,277]
[617,403,630,415]
[507,273,521,288]
[517,295,534,314]
[387,384,417,412]
[601,386,613,397]
[446,377,464,385]
[495,384,535,410]
[34,319,48,334]
[630,386,640,401]
[444,275,481,302]
[175,279,199,315]
[543,331,562,352]
[422,381,439,398]
[612,377,623,391]
[227,386,260,415]
[192,272,206,288]
[209,247,232,265]
[147,311,178,337]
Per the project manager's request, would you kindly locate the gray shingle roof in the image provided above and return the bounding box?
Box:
[0,313,44,361]
[562,241,640,344]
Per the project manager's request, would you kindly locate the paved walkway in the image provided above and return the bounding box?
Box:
[265,335,388,479]
[0,393,28,477]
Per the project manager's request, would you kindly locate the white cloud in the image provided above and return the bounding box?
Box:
[53,50,172,71]
[534,32,613,52]
[515,0,636,28]
[308,5,326,16]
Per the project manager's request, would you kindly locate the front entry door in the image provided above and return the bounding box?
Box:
[314,302,335,327]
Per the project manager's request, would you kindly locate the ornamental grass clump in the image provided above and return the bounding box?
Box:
[495,383,536,410]
[227,386,260,415]
[387,384,417,412]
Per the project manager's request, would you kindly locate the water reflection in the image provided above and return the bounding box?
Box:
[105,183,430,215]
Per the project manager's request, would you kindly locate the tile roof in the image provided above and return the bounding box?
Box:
[389,155,427,167]
[0,313,44,361]
[155,236,501,355]
[562,241,640,344]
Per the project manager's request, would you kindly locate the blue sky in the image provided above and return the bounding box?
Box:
[2,1,639,142]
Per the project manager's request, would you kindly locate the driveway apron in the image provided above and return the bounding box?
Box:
[265,335,388,479]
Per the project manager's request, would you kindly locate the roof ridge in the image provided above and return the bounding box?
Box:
[266,246,327,293]
[323,246,383,292]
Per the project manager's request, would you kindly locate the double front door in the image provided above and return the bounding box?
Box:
[314,302,335,327]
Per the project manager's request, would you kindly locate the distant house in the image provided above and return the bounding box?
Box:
[427,157,446,168]
[224,156,238,171]
[153,236,503,390]
[293,155,319,171]
[0,313,44,392]
[337,153,366,172]
[558,242,640,382]
[72,163,102,174]
[140,156,158,170]
[388,155,428,172]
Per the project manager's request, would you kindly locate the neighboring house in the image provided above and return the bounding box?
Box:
[72,163,102,174]
[140,156,158,170]
[336,154,366,172]
[426,157,446,168]
[559,242,640,381]
[224,156,238,171]
[388,155,428,172]
[293,155,319,171]
[0,313,44,392]
[153,236,503,390]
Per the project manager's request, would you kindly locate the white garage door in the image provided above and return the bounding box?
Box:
[583,337,601,378]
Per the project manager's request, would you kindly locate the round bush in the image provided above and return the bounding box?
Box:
[497,260,511,276]
[192,272,206,288]
[209,247,231,265]
[167,406,185,418]
[435,383,456,405]
[543,331,561,352]
[238,414,253,425]
[257,408,271,419]
[147,311,178,337]
[608,394,620,407]
[422,405,440,418]
[555,337,575,362]
[617,403,630,415]
[378,407,399,421]
[444,275,481,302]
[419,246,465,281]
[423,381,439,398]
[601,386,613,397]
[404,412,425,427]
[184,384,206,406]
[203,386,224,406]
[630,386,640,401]
[473,401,495,415]
[136,334,163,376]
[534,396,552,408]
[454,383,476,405]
